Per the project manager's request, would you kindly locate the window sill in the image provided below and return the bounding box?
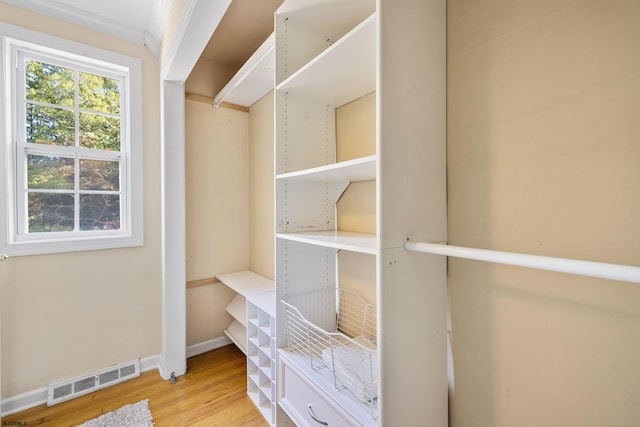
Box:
[1,233,143,257]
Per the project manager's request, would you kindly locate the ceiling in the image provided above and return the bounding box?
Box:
[0,0,283,69]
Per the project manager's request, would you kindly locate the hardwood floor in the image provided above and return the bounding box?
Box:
[2,345,270,426]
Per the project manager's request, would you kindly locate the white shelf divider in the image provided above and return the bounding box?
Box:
[224,319,247,355]
[225,294,247,327]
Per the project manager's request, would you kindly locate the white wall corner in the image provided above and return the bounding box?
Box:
[159,0,232,384]
[160,79,187,381]
[144,31,161,57]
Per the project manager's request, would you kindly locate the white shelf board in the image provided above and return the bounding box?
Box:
[217,270,274,297]
[276,230,378,255]
[225,294,247,327]
[224,319,247,355]
[214,33,275,108]
[276,155,376,183]
[248,290,277,319]
[276,13,376,107]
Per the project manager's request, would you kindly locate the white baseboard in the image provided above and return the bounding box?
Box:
[1,336,232,417]
[1,353,160,417]
[139,353,162,373]
[1,386,48,417]
[186,335,232,358]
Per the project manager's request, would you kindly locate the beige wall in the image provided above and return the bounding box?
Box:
[336,93,377,237]
[186,283,235,346]
[249,91,275,279]
[185,100,249,282]
[447,1,640,426]
[184,89,276,346]
[336,94,377,306]
[0,4,162,397]
[184,98,250,345]
[336,92,376,163]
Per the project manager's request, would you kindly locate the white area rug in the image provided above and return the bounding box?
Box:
[76,399,154,427]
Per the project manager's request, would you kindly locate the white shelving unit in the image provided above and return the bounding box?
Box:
[274,0,447,426]
[213,33,275,108]
[217,271,277,426]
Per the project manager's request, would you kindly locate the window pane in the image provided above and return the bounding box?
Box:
[25,60,74,106]
[79,72,120,114]
[28,155,74,190]
[28,193,74,232]
[79,112,120,150]
[80,159,119,191]
[80,194,120,231]
[26,104,75,146]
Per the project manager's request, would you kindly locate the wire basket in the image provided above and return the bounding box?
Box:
[282,287,378,416]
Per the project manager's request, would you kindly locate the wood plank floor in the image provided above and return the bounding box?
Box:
[2,345,270,426]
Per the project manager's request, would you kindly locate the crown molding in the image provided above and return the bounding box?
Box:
[148,0,171,43]
[0,0,169,55]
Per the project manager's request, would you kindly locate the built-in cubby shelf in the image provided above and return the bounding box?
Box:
[217,270,276,426]
[247,290,277,426]
[218,270,274,356]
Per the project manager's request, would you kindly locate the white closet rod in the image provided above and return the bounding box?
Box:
[404,241,640,285]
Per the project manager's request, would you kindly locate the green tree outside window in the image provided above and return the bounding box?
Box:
[24,60,122,233]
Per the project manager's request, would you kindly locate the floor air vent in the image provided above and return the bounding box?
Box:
[47,359,140,406]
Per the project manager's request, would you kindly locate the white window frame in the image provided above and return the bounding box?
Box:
[0,24,143,256]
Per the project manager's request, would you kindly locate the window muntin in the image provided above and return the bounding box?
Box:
[17,53,126,238]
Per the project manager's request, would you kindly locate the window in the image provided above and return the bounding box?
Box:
[1,24,143,256]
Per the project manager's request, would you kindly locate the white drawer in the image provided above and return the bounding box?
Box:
[278,352,365,427]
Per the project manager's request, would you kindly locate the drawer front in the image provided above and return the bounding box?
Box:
[279,355,362,427]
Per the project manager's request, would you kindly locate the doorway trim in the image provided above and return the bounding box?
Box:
[159,0,231,380]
